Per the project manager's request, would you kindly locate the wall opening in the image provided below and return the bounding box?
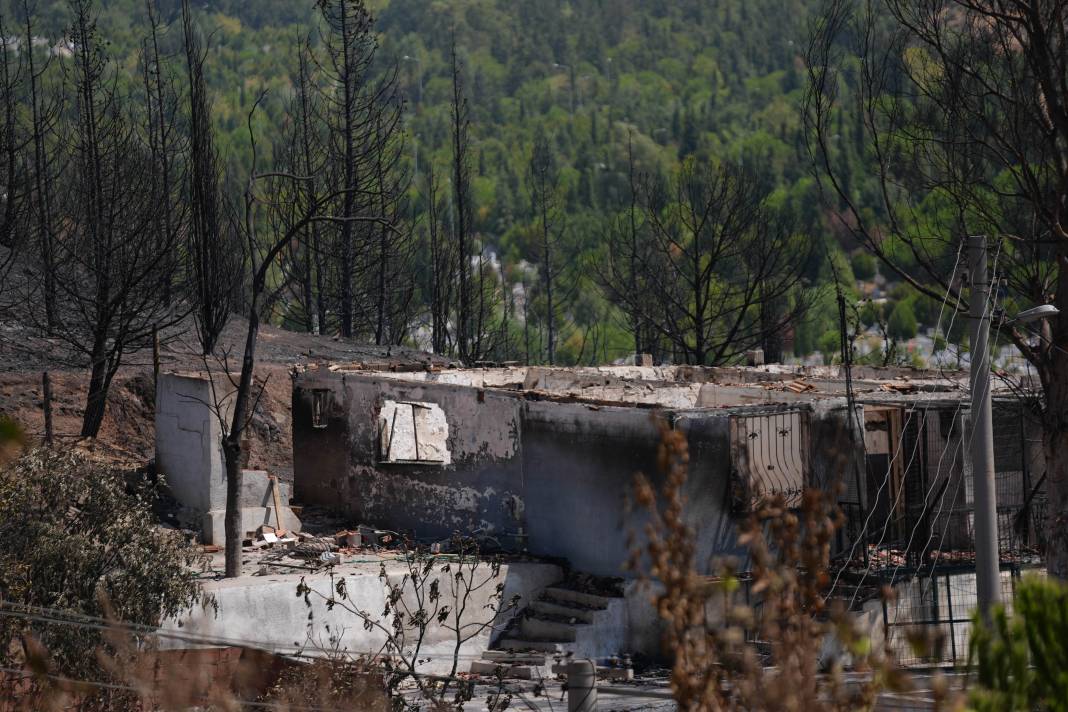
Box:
[312,390,330,429]
[379,400,452,465]
[729,409,809,512]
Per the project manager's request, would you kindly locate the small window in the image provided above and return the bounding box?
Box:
[729,409,808,512]
[379,400,451,465]
[312,390,330,429]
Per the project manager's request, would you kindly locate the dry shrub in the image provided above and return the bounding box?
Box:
[628,418,926,711]
[2,621,391,711]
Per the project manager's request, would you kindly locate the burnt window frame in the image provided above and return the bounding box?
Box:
[378,400,449,466]
[311,389,331,429]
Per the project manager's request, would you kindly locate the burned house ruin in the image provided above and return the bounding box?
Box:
[294,363,1040,575]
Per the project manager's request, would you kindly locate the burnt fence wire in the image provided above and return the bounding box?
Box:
[881,564,1036,667]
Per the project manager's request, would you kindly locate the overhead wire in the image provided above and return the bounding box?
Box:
[879,237,1008,640]
[856,240,1001,613]
[825,242,964,603]
[835,237,1003,611]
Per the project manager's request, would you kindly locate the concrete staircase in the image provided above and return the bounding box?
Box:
[493,583,628,659]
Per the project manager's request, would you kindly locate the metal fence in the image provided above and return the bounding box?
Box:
[839,400,1045,568]
[729,408,809,511]
[881,565,1044,666]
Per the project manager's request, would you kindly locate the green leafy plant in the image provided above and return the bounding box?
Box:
[0,415,26,465]
[969,576,1068,712]
[0,448,205,687]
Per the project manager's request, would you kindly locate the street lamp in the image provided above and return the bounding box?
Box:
[1007,304,1060,325]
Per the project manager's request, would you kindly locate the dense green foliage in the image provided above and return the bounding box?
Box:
[969,576,1068,711]
[3,0,936,363]
[0,448,204,677]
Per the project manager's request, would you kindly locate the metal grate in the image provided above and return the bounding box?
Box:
[883,566,1027,666]
[729,409,808,511]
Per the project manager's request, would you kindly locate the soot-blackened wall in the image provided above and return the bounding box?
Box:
[293,373,825,577]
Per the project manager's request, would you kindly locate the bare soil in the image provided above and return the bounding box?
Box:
[0,316,447,478]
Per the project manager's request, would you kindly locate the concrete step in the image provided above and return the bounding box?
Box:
[542,586,611,609]
[529,599,597,623]
[482,650,548,665]
[521,616,579,641]
[497,637,568,653]
[469,660,538,679]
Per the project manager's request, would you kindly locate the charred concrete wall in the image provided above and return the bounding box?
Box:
[294,373,525,541]
[292,372,850,577]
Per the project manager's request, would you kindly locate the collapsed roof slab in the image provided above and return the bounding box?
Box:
[310,362,1000,411]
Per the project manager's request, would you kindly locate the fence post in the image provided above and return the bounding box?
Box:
[152,324,160,389]
[945,573,957,664]
[567,659,597,712]
[42,371,53,445]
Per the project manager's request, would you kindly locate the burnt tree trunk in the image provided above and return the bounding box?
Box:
[81,346,115,438]
[223,303,259,578]
[1044,277,1068,579]
[1044,420,1068,580]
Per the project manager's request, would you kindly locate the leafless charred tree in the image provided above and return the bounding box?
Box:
[48,0,183,437]
[0,13,28,309]
[182,0,239,355]
[141,0,183,311]
[216,93,398,577]
[307,1,412,343]
[449,39,496,363]
[599,130,658,360]
[424,161,454,355]
[279,37,327,334]
[14,2,62,329]
[360,82,414,346]
[316,0,376,339]
[450,38,474,360]
[528,127,564,364]
[603,159,812,366]
[805,0,1068,579]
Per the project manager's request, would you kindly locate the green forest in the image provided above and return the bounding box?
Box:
[2,0,945,366]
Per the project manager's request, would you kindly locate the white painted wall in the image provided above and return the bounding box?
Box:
[156,372,300,544]
[161,561,563,674]
[156,373,228,514]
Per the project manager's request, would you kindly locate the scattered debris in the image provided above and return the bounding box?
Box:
[784,379,816,393]
[291,536,337,558]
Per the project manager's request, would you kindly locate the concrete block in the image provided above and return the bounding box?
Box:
[600,667,634,682]
[469,661,537,679]
[156,373,233,514]
[202,506,303,545]
[497,638,566,653]
[482,651,547,664]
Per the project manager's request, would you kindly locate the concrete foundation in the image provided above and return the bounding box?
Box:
[162,561,563,673]
[156,373,302,543]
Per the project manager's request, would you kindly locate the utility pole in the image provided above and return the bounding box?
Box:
[968,233,1001,616]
